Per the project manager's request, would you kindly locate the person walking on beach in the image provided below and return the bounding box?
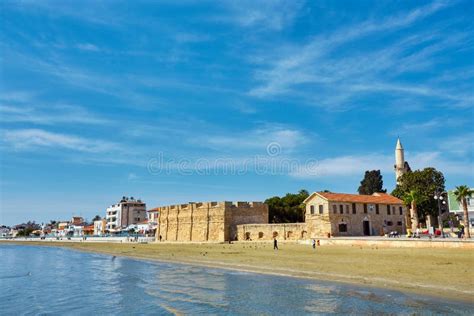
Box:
[273,237,278,250]
[312,239,316,250]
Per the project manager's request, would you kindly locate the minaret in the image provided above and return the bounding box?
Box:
[394,137,407,184]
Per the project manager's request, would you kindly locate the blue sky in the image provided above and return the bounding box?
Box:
[1,0,473,225]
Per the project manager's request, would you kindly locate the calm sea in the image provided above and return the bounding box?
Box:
[0,244,471,315]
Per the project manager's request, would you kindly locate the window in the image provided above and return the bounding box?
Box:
[258,232,264,239]
[387,206,391,215]
[333,205,337,214]
[397,221,402,226]
[352,203,356,214]
[338,223,348,232]
[339,205,343,214]
[387,221,393,226]
[319,205,324,214]
[310,205,315,215]
[363,204,367,214]
[399,206,403,215]
[392,206,396,214]
[345,205,349,214]
[375,204,379,215]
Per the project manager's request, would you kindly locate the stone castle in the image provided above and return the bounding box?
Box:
[155,201,268,242]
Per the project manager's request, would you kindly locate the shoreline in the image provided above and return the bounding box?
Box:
[2,240,473,304]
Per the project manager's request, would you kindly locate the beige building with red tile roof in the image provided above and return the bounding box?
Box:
[304,192,406,238]
[237,192,407,241]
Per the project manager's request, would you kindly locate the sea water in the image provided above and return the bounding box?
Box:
[0,244,472,315]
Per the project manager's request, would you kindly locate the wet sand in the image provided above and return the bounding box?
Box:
[3,240,473,302]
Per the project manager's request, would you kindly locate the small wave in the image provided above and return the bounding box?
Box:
[0,272,31,279]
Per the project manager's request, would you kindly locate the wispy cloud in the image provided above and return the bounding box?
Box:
[246,0,467,112]
[217,0,305,31]
[75,43,100,52]
[198,125,310,153]
[0,103,108,125]
[290,150,472,179]
[2,129,116,153]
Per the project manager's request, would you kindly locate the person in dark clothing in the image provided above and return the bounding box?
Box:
[273,238,278,250]
[159,235,162,242]
[312,239,316,249]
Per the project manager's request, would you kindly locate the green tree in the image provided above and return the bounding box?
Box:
[358,170,386,195]
[392,167,445,221]
[453,185,473,238]
[265,189,309,223]
[403,190,425,231]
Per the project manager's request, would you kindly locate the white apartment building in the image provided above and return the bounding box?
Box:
[106,197,147,232]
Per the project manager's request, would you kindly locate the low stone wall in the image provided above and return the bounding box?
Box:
[237,223,307,241]
[298,237,474,249]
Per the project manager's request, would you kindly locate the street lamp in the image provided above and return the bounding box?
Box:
[434,190,446,238]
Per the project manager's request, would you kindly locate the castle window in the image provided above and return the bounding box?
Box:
[375,204,379,214]
[310,205,315,215]
[399,207,403,215]
[387,206,391,215]
[345,205,349,214]
[245,232,251,240]
[397,221,402,226]
[392,206,396,214]
[333,205,337,214]
[258,232,264,239]
[338,223,347,233]
[319,205,324,214]
[363,204,367,214]
[352,203,356,214]
[387,221,393,226]
[339,205,343,214]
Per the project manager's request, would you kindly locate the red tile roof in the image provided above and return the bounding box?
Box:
[309,192,403,205]
[147,208,159,212]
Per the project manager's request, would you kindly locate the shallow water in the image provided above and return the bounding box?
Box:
[0,244,472,315]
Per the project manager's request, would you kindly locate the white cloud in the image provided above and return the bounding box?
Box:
[75,43,100,52]
[219,0,305,31]
[0,103,109,125]
[290,150,473,179]
[247,0,462,109]
[202,125,310,153]
[2,129,116,153]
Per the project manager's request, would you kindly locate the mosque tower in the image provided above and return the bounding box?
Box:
[394,138,408,184]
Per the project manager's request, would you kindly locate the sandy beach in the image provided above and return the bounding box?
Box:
[3,240,473,303]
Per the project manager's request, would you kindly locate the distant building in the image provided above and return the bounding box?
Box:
[0,226,10,237]
[94,219,107,236]
[147,208,159,234]
[448,188,474,228]
[106,197,147,232]
[71,217,84,226]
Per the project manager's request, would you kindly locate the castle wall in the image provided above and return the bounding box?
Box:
[156,201,268,242]
[236,223,307,241]
[225,202,268,241]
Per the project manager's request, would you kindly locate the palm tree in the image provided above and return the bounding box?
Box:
[404,190,424,231]
[453,185,473,238]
